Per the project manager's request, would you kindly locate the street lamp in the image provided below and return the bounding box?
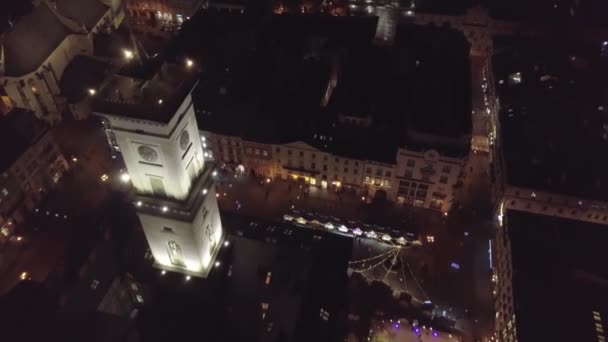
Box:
[123,49,134,60]
[88,88,96,96]
[186,58,194,68]
[120,173,130,183]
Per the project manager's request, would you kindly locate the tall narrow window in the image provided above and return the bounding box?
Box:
[167,240,185,266]
[150,177,166,196]
[187,163,196,181]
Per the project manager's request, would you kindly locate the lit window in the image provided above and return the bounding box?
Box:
[320,308,330,321]
[261,302,269,310]
[265,272,272,285]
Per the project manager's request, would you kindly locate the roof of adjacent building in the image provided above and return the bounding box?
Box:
[92,62,199,123]
[2,1,74,77]
[493,37,608,201]
[506,210,608,342]
[0,108,48,172]
[186,13,470,162]
[59,55,110,103]
[55,0,109,30]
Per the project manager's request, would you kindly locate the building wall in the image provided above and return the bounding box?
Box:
[99,88,222,277]
[493,209,517,342]
[1,4,117,124]
[138,187,222,275]
[204,131,466,212]
[0,130,69,241]
[3,33,94,123]
[102,100,204,200]
[126,0,203,24]
[394,148,464,213]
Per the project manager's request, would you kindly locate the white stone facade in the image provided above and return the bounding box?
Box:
[202,131,466,212]
[98,92,222,277]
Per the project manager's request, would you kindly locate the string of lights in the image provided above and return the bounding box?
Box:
[350,249,400,273]
[406,259,428,300]
[399,253,408,292]
[348,247,400,265]
[382,251,399,282]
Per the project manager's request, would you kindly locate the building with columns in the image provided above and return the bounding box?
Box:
[0,0,125,123]
[94,62,223,277]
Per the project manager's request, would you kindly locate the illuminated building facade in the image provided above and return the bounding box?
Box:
[94,62,223,277]
[201,130,465,212]
[0,0,124,124]
[125,0,204,27]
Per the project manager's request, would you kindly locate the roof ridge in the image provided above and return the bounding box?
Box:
[44,0,88,34]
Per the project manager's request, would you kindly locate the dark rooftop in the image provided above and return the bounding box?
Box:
[506,210,608,342]
[138,212,352,342]
[55,0,109,30]
[60,55,110,103]
[2,1,73,77]
[188,13,470,161]
[92,62,199,123]
[493,37,608,200]
[0,108,48,172]
[486,0,608,27]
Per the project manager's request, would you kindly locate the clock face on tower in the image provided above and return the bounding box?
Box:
[138,145,158,162]
[179,130,190,150]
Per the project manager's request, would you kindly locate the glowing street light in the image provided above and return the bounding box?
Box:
[224,240,230,247]
[202,188,208,195]
[88,88,96,96]
[158,99,163,105]
[120,173,130,183]
[185,58,194,67]
[123,49,134,60]
[162,206,168,212]
[185,275,191,281]
[100,174,109,182]
[161,270,166,276]
[136,201,142,207]
[214,261,221,267]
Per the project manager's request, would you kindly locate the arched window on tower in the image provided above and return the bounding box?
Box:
[167,240,185,266]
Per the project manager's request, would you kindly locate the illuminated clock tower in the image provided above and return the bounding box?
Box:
[94,62,223,277]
